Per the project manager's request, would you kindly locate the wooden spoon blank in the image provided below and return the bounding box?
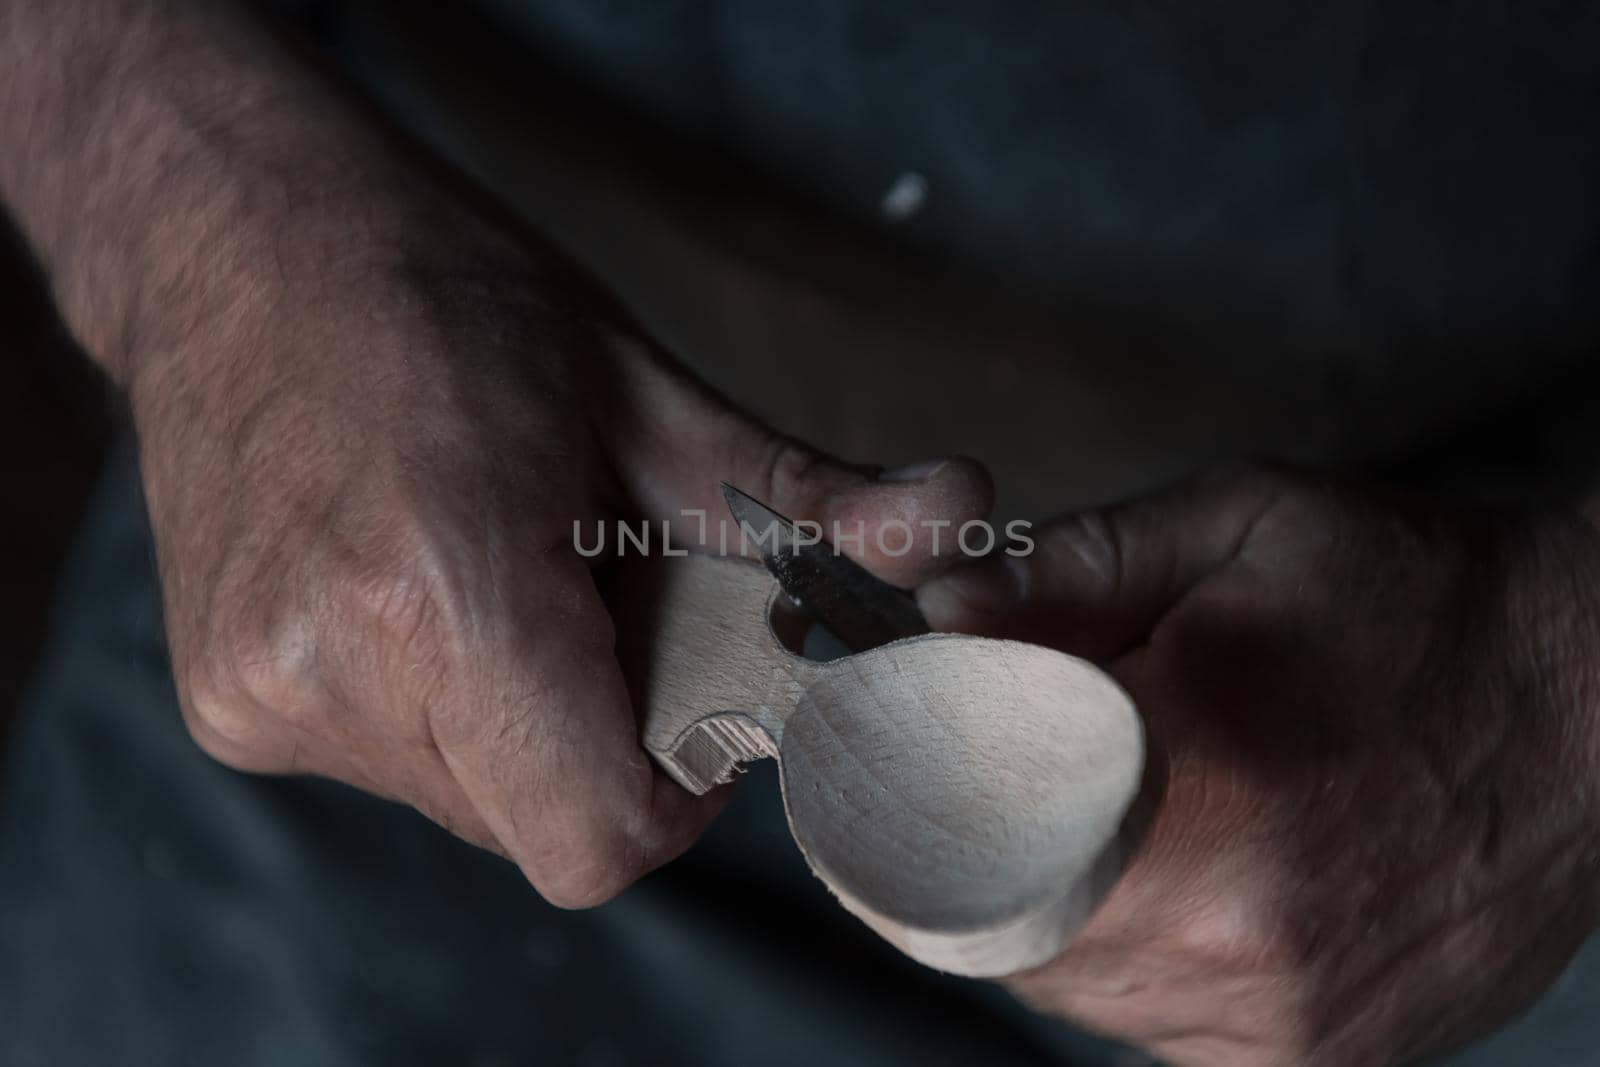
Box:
[617,552,1146,977]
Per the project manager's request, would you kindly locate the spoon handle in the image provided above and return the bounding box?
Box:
[615,553,815,792]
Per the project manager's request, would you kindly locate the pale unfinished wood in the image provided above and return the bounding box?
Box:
[618,552,1146,978]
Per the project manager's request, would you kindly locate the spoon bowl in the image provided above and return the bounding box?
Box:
[623,552,1148,976]
[779,636,1143,974]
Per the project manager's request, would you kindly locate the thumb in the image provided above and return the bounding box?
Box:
[607,341,993,587]
[917,467,1290,662]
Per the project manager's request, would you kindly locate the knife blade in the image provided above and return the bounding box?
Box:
[720,483,930,653]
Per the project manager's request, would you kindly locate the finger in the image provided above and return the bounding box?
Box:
[917,466,1291,661]
[282,716,508,856]
[602,338,994,586]
[179,657,510,854]
[428,550,725,908]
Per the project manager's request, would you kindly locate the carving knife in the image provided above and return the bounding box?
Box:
[719,483,929,653]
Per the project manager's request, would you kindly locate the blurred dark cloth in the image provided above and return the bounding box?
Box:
[465,0,1600,348]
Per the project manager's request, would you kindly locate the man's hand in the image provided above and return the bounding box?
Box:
[0,0,991,906]
[920,468,1600,1065]
[136,203,988,909]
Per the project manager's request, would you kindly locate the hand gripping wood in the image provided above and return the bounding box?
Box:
[617,552,1147,978]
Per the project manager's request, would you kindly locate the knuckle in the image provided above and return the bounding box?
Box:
[1042,510,1124,595]
[1189,461,1308,551]
[757,435,827,510]
[524,795,655,910]
[1183,894,1299,978]
[172,595,321,771]
[281,534,466,744]
[176,683,248,768]
[330,528,460,688]
[537,856,637,910]
[231,640,316,719]
[175,652,286,772]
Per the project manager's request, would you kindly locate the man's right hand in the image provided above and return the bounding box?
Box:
[0,0,992,906]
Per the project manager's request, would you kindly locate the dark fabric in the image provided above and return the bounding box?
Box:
[471,0,1600,347]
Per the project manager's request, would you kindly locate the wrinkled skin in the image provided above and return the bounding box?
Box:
[920,468,1600,1066]
[0,0,993,908]
[124,157,991,908]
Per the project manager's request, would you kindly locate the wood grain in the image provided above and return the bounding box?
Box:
[617,552,1146,977]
